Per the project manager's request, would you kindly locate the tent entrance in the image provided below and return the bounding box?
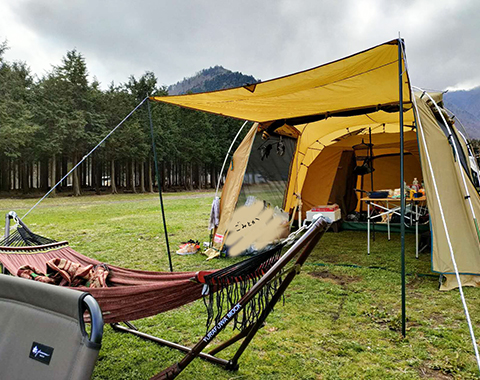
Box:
[301,149,358,219]
[299,130,423,219]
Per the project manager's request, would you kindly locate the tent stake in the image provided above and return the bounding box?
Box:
[147,99,173,272]
[398,36,406,338]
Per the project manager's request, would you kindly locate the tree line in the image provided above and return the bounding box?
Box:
[0,42,245,196]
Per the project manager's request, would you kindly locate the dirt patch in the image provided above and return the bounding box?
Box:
[428,312,446,325]
[418,365,453,379]
[309,270,361,322]
[406,275,427,289]
[309,270,361,286]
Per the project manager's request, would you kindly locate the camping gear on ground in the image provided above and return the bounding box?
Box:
[208,197,220,230]
[0,273,103,380]
[362,196,427,257]
[306,204,341,222]
[419,230,431,254]
[1,214,330,379]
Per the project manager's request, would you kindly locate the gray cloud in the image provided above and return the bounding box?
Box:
[1,0,479,90]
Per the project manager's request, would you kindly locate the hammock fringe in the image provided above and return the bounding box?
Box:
[201,244,285,331]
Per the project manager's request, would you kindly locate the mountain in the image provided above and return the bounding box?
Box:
[444,87,480,139]
[168,66,259,95]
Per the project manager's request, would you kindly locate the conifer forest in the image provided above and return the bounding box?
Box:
[0,43,245,196]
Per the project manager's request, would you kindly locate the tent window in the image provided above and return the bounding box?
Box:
[237,134,296,211]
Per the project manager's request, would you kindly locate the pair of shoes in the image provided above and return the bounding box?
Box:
[176,240,200,255]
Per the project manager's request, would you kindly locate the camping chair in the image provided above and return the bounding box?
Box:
[0,273,103,380]
[0,213,330,379]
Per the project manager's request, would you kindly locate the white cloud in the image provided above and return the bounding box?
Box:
[0,0,478,90]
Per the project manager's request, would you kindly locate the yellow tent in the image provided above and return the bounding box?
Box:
[151,40,480,290]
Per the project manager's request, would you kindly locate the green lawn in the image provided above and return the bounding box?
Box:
[1,193,479,379]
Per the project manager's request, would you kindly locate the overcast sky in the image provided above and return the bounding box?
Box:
[1,0,479,92]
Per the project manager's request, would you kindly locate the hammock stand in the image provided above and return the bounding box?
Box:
[0,214,330,379]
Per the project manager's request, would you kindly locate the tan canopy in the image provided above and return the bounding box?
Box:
[151,40,410,123]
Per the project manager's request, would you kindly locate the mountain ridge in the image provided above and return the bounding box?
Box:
[167,65,259,95]
[444,87,480,138]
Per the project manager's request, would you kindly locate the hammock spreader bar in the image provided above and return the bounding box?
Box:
[1,212,57,247]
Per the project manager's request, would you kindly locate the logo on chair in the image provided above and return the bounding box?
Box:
[29,342,54,365]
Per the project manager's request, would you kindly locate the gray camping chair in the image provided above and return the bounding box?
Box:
[0,274,103,380]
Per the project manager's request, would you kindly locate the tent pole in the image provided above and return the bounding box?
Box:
[369,128,375,241]
[4,212,11,239]
[398,37,406,338]
[147,99,173,272]
[369,127,374,191]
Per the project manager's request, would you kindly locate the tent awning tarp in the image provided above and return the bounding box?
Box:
[151,40,410,123]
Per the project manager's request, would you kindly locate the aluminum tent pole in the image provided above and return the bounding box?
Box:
[147,99,173,272]
[398,37,406,338]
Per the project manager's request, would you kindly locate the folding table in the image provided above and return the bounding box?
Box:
[361,196,427,257]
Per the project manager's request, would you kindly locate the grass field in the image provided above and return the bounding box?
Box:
[1,192,479,379]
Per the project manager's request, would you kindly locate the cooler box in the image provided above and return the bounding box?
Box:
[306,204,341,222]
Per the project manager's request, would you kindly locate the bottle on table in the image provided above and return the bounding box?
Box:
[412,178,419,192]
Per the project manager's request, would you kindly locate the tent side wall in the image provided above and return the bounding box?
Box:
[213,123,258,248]
[416,96,480,276]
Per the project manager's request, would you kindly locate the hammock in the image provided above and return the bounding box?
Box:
[0,238,287,328]
[0,241,207,324]
[0,214,330,379]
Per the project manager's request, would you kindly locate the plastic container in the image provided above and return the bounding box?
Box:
[306,204,341,222]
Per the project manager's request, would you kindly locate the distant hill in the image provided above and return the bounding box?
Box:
[444,87,480,139]
[168,66,259,95]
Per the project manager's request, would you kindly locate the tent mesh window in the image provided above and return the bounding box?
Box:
[237,134,296,210]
